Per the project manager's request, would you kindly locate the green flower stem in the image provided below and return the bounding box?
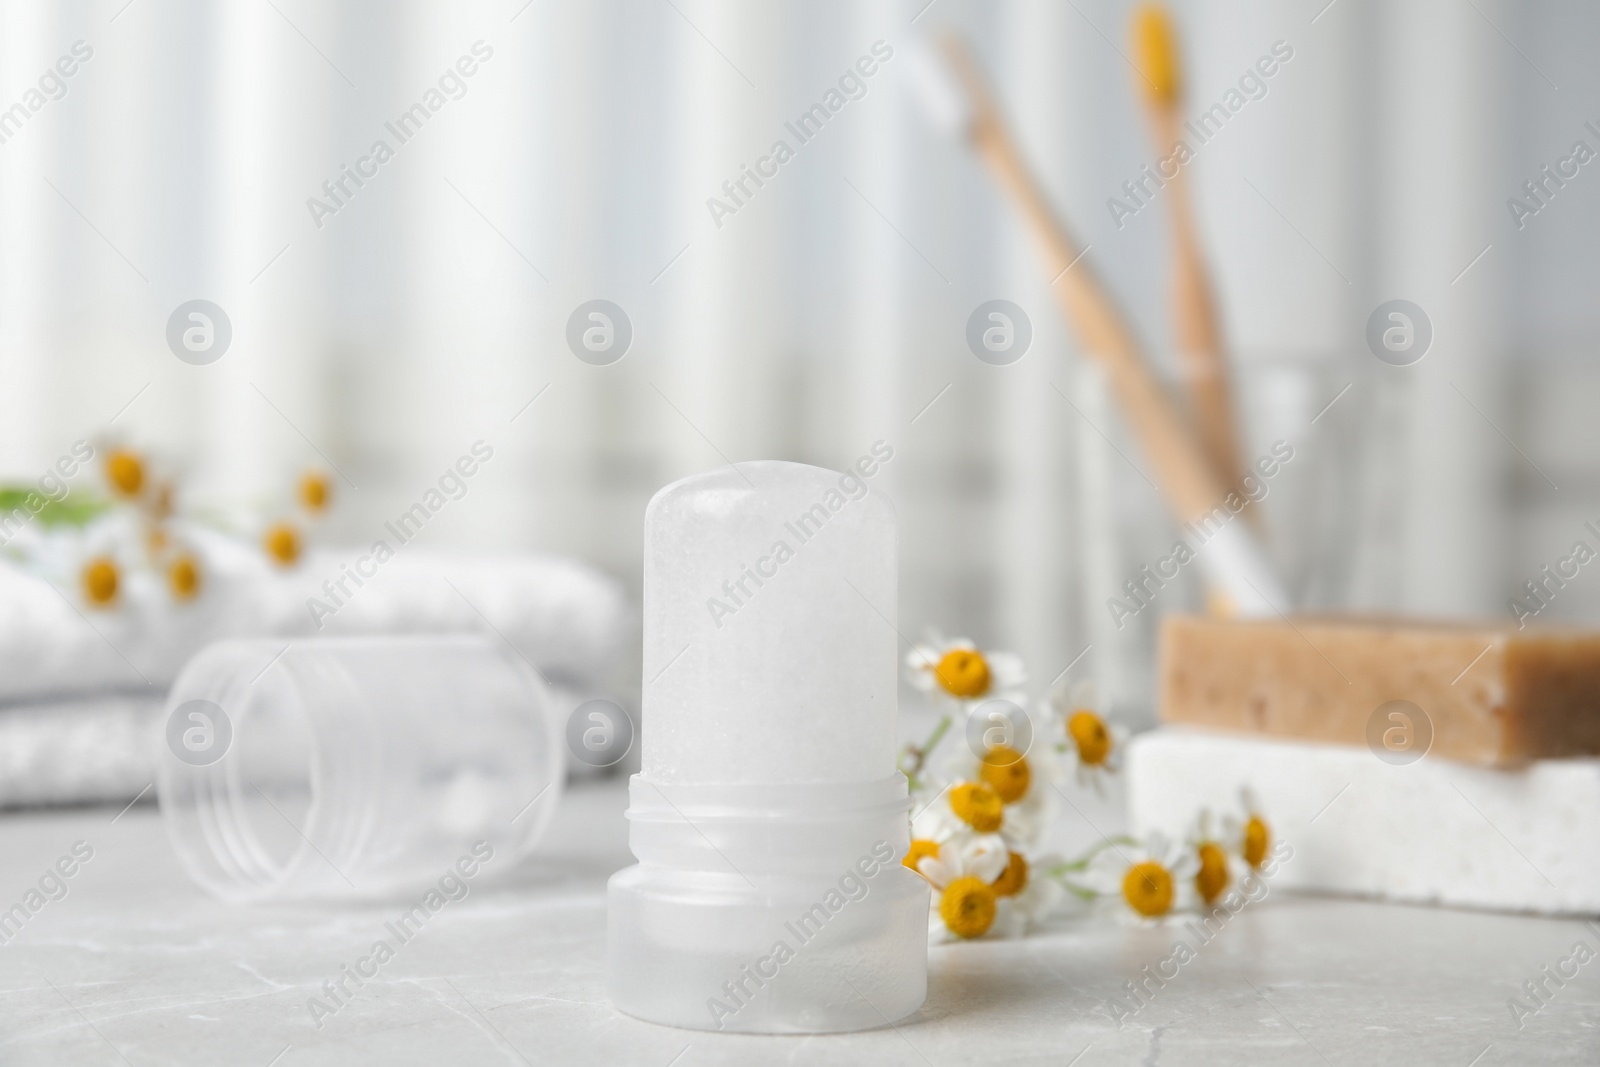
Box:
[1058,880,1098,901]
[1045,835,1139,878]
[922,713,952,759]
[898,712,953,793]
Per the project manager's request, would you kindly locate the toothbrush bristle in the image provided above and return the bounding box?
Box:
[1133,5,1182,104]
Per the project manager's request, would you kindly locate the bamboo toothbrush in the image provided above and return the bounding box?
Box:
[907,32,1286,616]
[1132,6,1251,517]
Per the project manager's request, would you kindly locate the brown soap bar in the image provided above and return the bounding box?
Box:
[1158,615,1600,765]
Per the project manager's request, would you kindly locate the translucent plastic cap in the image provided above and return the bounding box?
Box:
[157,636,564,902]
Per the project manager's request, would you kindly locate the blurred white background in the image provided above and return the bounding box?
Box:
[2,0,1597,713]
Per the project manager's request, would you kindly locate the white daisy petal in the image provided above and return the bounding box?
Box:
[997,851,1067,935]
[1241,785,1263,817]
[971,844,1009,884]
[986,651,1028,691]
[920,854,957,887]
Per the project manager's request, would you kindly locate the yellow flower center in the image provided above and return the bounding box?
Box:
[933,648,991,699]
[1243,815,1270,869]
[299,471,331,512]
[949,781,1003,833]
[992,851,1029,897]
[904,838,940,876]
[82,557,119,607]
[939,876,997,938]
[1122,860,1175,918]
[263,523,301,566]
[106,450,144,497]
[1195,841,1229,904]
[1068,710,1113,766]
[168,555,202,600]
[979,745,1032,804]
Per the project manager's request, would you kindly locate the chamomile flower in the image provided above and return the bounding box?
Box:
[262,521,301,567]
[103,447,145,499]
[53,512,148,614]
[80,554,120,607]
[1186,809,1235,906]
[993,849,1066,937]
[913,780,989,842]
[54,512,131,611]
[1223,787,1273,870]
[904,837,942,874]
[976,743,1033,804]
[1046,683,1127,793]
[1084,832,1197,923]
[947,780,1003,833]
[918,831,1010,942]
[298,469,332,513]
[166,551,203,602]
[933,738,1060,849]
[905,632,1026,704]
[913,770,1055,853]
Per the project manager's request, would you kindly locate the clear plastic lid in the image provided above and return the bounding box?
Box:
[156,635,564,902]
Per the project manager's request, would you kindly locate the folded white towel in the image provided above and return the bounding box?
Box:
[0,529,635,703]
[0,692,161,808]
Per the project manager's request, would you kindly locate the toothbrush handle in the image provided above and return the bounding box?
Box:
[1153,107,1254,527]
[940,34,1284,616]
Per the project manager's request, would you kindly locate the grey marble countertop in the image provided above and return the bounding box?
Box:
[1,778,1596,1066]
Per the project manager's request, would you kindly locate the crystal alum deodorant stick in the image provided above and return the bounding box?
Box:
[607,458,928,1032]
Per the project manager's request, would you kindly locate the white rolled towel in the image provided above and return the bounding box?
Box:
[0,528,634,703]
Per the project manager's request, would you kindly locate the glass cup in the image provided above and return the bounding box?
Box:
[1072,354,1365,728]
[156,635,564,902]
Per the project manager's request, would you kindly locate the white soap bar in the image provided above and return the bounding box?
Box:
[1128,728,1600,915]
